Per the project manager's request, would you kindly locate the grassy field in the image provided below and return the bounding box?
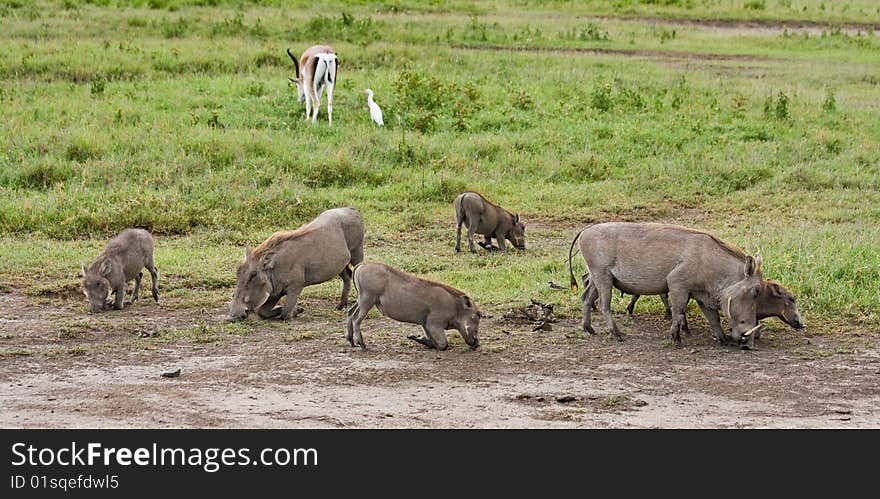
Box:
[0,0,878,329]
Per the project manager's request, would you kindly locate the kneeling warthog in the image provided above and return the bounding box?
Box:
[346,263,481,351]
[454,192,525,252]
[81,228,159,313]
[621,279,804,337]
[569,222,765,349]
[229,207,364,321]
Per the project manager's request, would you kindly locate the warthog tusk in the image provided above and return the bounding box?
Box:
[743,324,763,338]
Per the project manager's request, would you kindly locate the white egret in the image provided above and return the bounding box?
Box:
[364,88,384,126]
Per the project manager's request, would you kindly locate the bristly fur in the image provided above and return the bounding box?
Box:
[380,263,469,299]
[252,225,320,257]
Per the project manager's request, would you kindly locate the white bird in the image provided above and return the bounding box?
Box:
[364,89,384,126]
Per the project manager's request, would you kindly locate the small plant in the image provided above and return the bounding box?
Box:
[207,111,223,129]
[161,17,188,39]
[590,82,613,112]
[775,91,790,120]
[732,93,747,117]
[659,28,676,43]
[744,0,766,10]
[90,75,106,95]
[822,88,837,113]
[246,80,266,97]
[511,88,534,110]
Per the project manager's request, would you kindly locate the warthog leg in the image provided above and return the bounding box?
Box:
[626,294,639,317]
[346,305,358,347]
[130,271,142,304]
[257,295,283,319]
[111,284,125,311]
[696,300,728,345]
[407,335,434,348]
[337,267,352,310]
[667,289,690,348]
[466,223,478,253]
[348,295,376,350]
[278,286,303,320]
[147,256,159,303]
[580,283,598,335]
[592,271,623,341]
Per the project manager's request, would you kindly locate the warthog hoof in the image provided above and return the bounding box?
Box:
[259,307,283,320]
[582,324,595,335]
[407,335,434,348]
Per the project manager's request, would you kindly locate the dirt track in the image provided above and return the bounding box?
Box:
[2,290,878,428]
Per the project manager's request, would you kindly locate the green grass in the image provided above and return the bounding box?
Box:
[0,1,878,328]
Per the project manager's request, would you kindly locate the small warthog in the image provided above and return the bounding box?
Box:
[622,279,804,336]
[346,263,481,351]
[569,222,765,348]
[228,207,364,321]
[454,192,525,253]
[81,228,159,314]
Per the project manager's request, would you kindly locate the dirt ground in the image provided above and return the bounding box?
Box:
[1,288,878,429]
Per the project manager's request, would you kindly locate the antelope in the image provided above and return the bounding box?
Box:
[287,46,337,124]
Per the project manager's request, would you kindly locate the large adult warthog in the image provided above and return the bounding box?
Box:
[81,228,159,314]
[568,222,766,349]
[228,207,364,321]
[454,192,525,253]
[346,263,481,351]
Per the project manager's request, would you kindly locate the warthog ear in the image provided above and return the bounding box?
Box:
[744,256,757,277]
[244,246,252,260]
[461,295,474,309]
[81,263,87,277]
[770,282,783,297]
[261,252,276,270]
[98,260,112,277]
[754,253,763,272]
[514,214,520,223]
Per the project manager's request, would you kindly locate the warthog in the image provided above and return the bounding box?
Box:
[622,279,804,336]
[569,222,765,349]
[228,207,364,321]
[346,263,481,351]
[454,192,525,253]
[81,228,159,314]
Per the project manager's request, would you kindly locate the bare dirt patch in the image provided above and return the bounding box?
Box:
[1,289,878,428]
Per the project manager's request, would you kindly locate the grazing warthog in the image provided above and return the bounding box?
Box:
[81,228,159,314]
[622,279,804,338]
[454,192,525,253]
[346,263,481,351]
[228,207,364,321]
[569,222,765,349]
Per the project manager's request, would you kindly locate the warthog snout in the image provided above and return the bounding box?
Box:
[787,312,805,330]
[227,302,249,322]
[469,337,480,349]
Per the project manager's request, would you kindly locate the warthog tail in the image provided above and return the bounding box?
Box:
[350,262,364,294]
[568,228,586,292]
